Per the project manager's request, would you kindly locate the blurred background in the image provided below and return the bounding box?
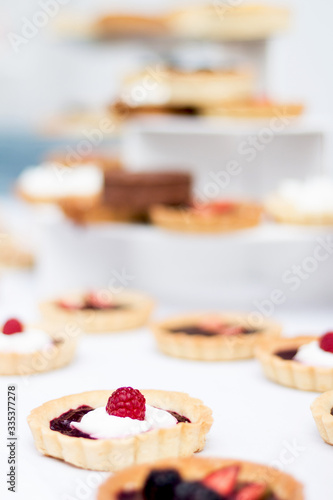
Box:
[0,0,333,310]
[1,0,333,190]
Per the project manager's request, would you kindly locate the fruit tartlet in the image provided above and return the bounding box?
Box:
[16,162,103,213]
[98,456,303,500]
[255,332,333,391]
[151,313,281,361]
[150,200,262,233]
[311,390,333,445]
[114,67,254,119]
[28,388,213,471]
[39,290,154,333]
[265,177,333,225]
[166,4,290,41]
[0,318,77,376]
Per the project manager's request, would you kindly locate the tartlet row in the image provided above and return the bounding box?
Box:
[2,291,333,393]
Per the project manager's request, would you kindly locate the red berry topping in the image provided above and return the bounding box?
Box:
[319,332,333,353]
[85,291,113,309]
[220,325,245,336]
[235,483,267,500]
[203,465,239,496]
[206,200,237,214]
[195,200,236,216]
[2,318,24,335]
[106,387,146,420]
[198,318,245,336]
[57,299,82,311]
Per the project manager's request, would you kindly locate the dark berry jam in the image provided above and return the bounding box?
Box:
[50,406,190,439]
[50,405,95,439]
[274,348,298,361]
[81,304,127,311]
[169,325,258,337]
[167,411,190,424]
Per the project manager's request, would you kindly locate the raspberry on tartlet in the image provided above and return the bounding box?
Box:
[2,318,24,335]
[319,332,333,353]
[106,387,146,420]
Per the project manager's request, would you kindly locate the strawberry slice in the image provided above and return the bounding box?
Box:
[198,319,245,336]
[85,291,113,309]
[203,465,239,496]
[221,325,245,336]
[235,483,267,500]
[203,200,237,215]
[198,318,227,333]
[57,298,83,310]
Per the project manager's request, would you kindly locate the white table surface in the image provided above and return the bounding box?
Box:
[0,270,332,500]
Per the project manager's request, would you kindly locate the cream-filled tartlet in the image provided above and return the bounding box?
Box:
[0,318,77,375]
[28,388,213,471]
[39,290,154,333]
[265,177,333,225]
[256,332,333,391]
[16,162,103,213]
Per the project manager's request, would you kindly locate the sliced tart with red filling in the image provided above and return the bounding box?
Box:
[151,313,281,361]
[39,290,154,333]
[255,332,333,391]
[149,199,262,233]
[27,388,213,471]
[97,457,303,500]
[0,317,77,376]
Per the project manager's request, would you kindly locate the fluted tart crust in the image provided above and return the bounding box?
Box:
[311,390,333,444]
[151,312,281,361]
[0,325,77,376]
[255,336,333,392]
[39,290,154,333]
[27,390,213,471]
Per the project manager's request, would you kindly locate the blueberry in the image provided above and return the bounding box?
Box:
[143,469,181,500]
[173,481,223,500]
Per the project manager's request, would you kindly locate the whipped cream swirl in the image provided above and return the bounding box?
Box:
[276,177,333,215]
[0,328,52,353]
[71,404,177,439]
[294,340,333,368]
[18,163,103,199]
